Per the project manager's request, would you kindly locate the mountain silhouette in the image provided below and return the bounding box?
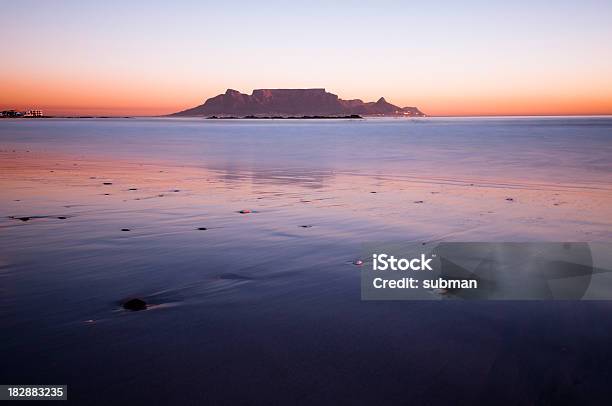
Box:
[171,88,424,117]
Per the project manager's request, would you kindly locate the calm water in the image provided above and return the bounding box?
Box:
[1,117,612,404]
[2,116,612,186]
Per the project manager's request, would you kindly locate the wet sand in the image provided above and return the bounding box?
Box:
[2,117,612,404]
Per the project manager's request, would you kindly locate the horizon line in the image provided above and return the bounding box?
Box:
[4,113,612,119]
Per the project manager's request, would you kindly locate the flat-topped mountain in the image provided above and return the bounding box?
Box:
[171,88,424,117]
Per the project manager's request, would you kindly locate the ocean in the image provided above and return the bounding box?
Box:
[1,116,612,404]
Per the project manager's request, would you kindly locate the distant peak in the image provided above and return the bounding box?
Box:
[170,88,424,117]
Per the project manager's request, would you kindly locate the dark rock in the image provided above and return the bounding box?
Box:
[414,200,424,204]
[16,217,31,222]
[128,188,138,191]
[121,228,130,231]
[238,209,251,214]
[506,198,514,202]
[103,182,112,185]
[197,227,207,230]
[299,225,313,228]
[57,216,67,219]
[122,298,147,311]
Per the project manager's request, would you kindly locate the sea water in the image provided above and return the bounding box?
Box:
[1,116,612,404]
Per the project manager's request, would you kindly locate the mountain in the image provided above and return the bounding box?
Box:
[170,88,424,117]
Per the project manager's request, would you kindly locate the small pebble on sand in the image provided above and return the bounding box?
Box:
[122,298,147,311]
[239,209,252,214]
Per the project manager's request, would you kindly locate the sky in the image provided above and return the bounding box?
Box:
[1,0,611,116]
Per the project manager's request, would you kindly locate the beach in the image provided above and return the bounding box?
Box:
[2,117,612,404]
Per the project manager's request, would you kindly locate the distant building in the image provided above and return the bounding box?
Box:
[24,110,43,117]
[1,110,22,118]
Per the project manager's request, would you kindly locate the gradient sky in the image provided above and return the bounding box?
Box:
[1,0,611,116]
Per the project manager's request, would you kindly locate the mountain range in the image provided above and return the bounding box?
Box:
[170,88,424,117]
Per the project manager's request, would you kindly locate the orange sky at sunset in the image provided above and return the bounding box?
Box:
[3,71,611,117]
[1,1,611,117]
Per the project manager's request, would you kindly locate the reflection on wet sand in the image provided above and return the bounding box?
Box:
[2,150,612,242]
[2,136,612,404]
